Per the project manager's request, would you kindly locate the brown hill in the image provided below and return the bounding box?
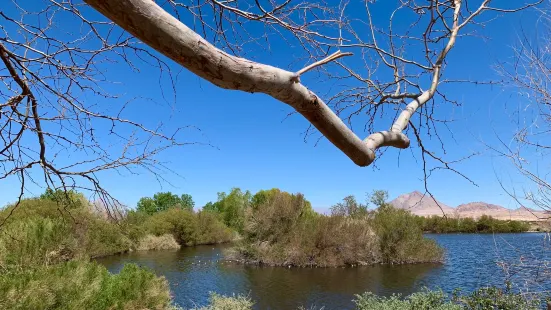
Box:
[390,191,455,216]
[390,191,548,221]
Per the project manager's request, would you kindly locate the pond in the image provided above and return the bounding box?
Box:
[96,233,551,309]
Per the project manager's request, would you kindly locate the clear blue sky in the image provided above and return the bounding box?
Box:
[0,1,543,212]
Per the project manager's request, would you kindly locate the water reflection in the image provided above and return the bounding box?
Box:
[229,263,439,309]
[96,233,551,310]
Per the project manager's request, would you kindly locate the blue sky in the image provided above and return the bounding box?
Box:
[0,1,544,212]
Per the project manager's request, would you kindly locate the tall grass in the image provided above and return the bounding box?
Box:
[0,261,171,310]
[0,197,201,310]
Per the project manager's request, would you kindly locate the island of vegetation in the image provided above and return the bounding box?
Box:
[0,188,540,309]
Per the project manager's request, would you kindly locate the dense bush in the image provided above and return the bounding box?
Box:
[355,290,460,310]
[195,293,254,310]
[0,196,180,310]
[418,215,531,233]
[230,190,443,267]
[203,188,253,233]
[456,287,540,310]
[137,208,233,246]
[0,216,78,269]
[183,288,541,310]
[0,261,171,310]
[137,192,195,215]
[136,234,181,251]
[196,210,234,244]
[373,206,443,264]
[0,198,131,267]
[354,287,540,310]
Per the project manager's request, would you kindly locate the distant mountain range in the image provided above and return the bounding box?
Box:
[389,191,549,221]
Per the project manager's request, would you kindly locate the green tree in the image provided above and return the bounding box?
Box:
[152,192,181,211]
[180,194,195,211]
[136,192,194,215]
[202,202,220,213]
[136,197,158,215]
[370,190,389,208]
[202,188,252,232]
[40,188,86,208]
[330,195,368,218]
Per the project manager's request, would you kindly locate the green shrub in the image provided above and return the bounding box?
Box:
[455,287,540,310]
[81,217,132,258]
[195,293,253,310]
[0,260,171,310]
[233,190,442,267]
[142,208,199,246]
[0,197,132,267]
[137,192,195,215]
[136,234,181,251]
[0,216,78,269]
[196,211,234,244]
[203,188,252,233]
[355,290,461,310]
[138,207,233,246]
[354,288,540,310]
[373,206,443,264]
[418,215,530,233]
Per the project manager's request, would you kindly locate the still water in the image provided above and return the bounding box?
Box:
[96,233,551,309]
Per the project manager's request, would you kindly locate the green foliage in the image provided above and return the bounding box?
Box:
[0,260,170,310]
[0,191,234,310]
[244,191,312,244]
[196,210,234,244]
[372,203,443,264]
[142,208,199,246]
[355,290,461,310]
[138,208,233,246]
[330,195,368,218]
[195,293,254,310]
[204,188,252,233]
[0,216,77,269]
[355,288,540,310]
[39,188,87,208]
[417,215,531,233]
[0,197,131,269]
[180,194,195,211]
[370,190,389,208]
[233,190,442,267]
[137,197,158,215]
[137,192,195,215]
[455,287,540,310]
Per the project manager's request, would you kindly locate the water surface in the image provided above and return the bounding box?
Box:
[97,233,551,309]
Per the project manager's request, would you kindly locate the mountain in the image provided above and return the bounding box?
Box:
[455,202,509,220]
[456,202,506,213]
[390,191,548,221]
[390,191,455,216]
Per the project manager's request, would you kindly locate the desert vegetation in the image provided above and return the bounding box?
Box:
[416,215,531,234]
[226,190,443,267]
[0,188,545,308]
[0,190,233,309]
[0,194,172,309]
[186,287,542,310]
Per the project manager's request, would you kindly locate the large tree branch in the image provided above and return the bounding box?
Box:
[84,0,385,166]
[82,0,514,167]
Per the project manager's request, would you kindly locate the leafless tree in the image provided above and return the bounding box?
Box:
[495,6,551,216]
[0,0,541,217]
